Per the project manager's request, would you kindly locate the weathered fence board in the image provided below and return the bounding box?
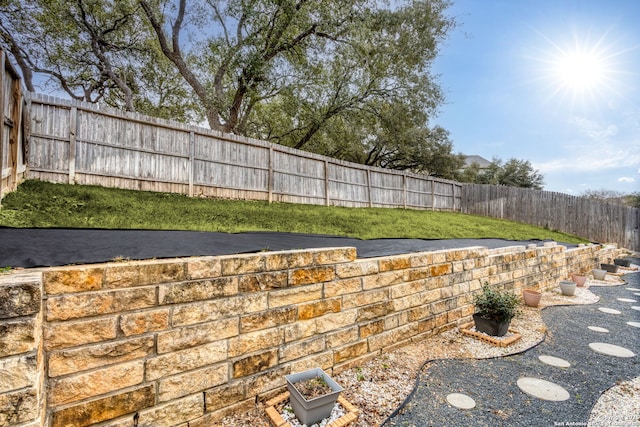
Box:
[462,184,639,251]
[26,92,462,212]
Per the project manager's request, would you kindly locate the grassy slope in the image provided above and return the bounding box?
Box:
[0,180,587,243]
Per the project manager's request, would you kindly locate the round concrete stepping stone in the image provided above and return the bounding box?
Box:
[517,377,570,401]
[632,306,640,311]
[617,298,637,302]
[627,287,640,291]
[627,322,640,328]
[598,307,621,314]
[589,342,636,358]
[446,393,476,409]
[588,326,609,333]
[538,355,571,368]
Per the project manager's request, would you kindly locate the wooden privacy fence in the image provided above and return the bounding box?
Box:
[26,93,462,210]
[0,49,26,206]
[462,184,639,252]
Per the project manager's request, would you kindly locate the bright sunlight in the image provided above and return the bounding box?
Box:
[553,51,606,91]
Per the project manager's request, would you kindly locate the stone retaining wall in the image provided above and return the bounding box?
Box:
[0,243,620,426]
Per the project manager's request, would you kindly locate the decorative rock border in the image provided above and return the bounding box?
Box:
[265,392,359,427]
[459,322,522,347]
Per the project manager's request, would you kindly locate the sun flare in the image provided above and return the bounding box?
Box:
[554,51,606,91]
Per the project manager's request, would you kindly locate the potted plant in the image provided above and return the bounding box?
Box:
[473,283,520,337]
[559,280,576,296]
[285,367,343,425]
[523,289,542,307]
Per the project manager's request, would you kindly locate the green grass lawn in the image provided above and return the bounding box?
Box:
[0,180,587,243]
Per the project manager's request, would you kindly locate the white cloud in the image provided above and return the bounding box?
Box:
[617,177,635,183]
[568,116,618,139]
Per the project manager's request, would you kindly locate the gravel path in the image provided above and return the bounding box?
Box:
[384,270,640,427]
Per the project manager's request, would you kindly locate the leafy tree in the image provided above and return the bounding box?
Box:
[581,189,640,208]
[462,157,544,189]
[4,0,459,173]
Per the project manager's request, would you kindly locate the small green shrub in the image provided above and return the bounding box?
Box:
[473,283,520,322]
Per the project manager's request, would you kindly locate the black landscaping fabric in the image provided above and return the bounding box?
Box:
[384,269,640,427]
[0,227,571,268]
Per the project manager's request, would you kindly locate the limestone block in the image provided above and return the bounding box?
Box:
[313,248,357,265]
[48,360,144,406]
[323,278,362,297]
[204,382,246,413]
[429,263,452,277]
[186,257,222,279]
[264,251,313,271]
[359,319,384,339]
[283,319,317,343]
[357,302,392,322]
[43,267,103,295]
[342,288,388,310]
[50,385,155,427]
[325,326,358,348]
[298,298,341,320]
[245,365,289,396]
[315,310,357,334]
[0,282,40,319]
[333,341,368,363]
[335,260,378,279]
[379,256,411,272]
[431,252,447,264]
[119,308,170,336]
[221,254,265,276]
[407,305,432,322]
[145,341,228,381]
[108,261,185,288]
[232,349,278,378]
[368,324,418,352]
[172,294,266,327]
[159,277,237,304]
[156,317,238,353]
[409,252,433,267]
[135,394,203,427]
[238,271,288,293]
[406,267,430,281]
[391,280,424,299]
[228,328,283,358]
[289,266,335,286]
[158,364,228,402]
[48,336,154,377]
[0,319,35,357]
[268,284,322,308]
[0,354,37,393]
[279,336,326,363]
[240,306,297,333]
[0,388,38,426]
[362,270,403,290]
[46,288,156,321]
[288,352,333,374]
[44,317,117,351]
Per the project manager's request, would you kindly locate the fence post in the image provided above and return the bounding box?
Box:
[324,160,330,206]
[188,131,195,197]
[403,172,407,209]
[68,107,77,184]
[431,178,435,211]
[268,147,274,203]
[366,169,372,208]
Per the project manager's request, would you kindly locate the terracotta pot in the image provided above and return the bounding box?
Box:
[523,289,542,307]
[592,269,607,280]
[571,273,587,287]
[559,280,576,296]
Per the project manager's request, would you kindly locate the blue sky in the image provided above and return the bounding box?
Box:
[432,0,640,194]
